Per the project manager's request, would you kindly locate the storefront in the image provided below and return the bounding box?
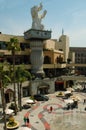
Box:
[55,81,64,91]
[37,85,49,94]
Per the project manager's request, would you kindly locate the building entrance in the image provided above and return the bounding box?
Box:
[5,89,14,103]
[37,86,49,94]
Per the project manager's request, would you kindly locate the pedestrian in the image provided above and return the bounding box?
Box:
[27,117,30,126]
[83,99,86,104]
[85,107,86,111]
[23,116,27,126]
[50,106,53,112]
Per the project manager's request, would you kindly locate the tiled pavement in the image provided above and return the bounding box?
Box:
[0,92,86,130]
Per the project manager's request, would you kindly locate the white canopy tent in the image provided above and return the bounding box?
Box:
[5,108,14,115]
[67,87,75,92]
[64,91,71,95]
[24,99,34,104]
[18,126,32,130]
[64,99,74,104]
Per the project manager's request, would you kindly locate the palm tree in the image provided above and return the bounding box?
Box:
[15,65,31,111]
[7,37,20,115]
[0,63,11,130]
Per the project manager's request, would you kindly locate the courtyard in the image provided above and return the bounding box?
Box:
[0,91,86,130]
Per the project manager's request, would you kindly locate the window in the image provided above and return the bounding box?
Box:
[20,43,30,51]
[0,41,7,50]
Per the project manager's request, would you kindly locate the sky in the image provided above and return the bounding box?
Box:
[0,0,86,47]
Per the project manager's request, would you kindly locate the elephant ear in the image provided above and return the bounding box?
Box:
[31,6,37,18]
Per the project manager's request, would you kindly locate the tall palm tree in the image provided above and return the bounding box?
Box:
[15,65,31,111]
[7,37,20,115]
[0,63,11,130]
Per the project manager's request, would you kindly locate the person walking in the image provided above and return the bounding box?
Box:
[50,106,53,112]
[23,116,27,126]
[83,99,86,104]
[27,117,30,127]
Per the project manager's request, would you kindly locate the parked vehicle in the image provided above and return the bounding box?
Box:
[33,94,49,101]
[22,104,31,109]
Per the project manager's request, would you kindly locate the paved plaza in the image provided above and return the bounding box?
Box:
[0,91,86,130]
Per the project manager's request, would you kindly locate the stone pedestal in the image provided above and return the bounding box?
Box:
[30,40,44,74]
[24,29,51,76]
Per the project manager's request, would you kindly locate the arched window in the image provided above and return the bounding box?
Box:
[56,55,63,63]
[44,56,51,64]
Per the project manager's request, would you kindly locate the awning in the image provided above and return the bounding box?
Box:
[55,81,64,85]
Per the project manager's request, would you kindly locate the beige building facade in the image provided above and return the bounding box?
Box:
[0,2,82,104]
[70,47,86,75]
[0,32,71,102]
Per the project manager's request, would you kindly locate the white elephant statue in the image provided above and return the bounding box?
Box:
[31,3,47,30]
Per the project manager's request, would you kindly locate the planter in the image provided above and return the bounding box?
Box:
[56,92,64,97]
[56,95,64,97]
[6,121,19,130]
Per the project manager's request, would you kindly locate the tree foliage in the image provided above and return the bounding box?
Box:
[7,37,20,52]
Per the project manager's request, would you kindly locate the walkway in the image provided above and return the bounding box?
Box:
[0,92,86,130]
[17,92,86,130]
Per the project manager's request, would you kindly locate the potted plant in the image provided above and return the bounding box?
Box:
[6,115,19,129]
[56,92,64,97]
